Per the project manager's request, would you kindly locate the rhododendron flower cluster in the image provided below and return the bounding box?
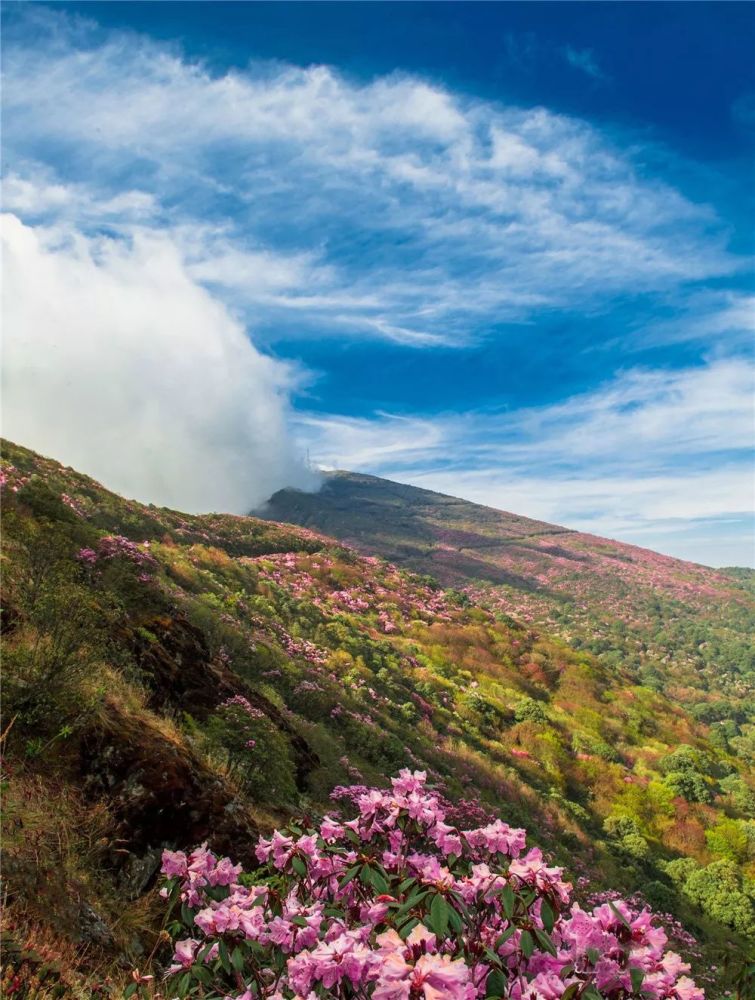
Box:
[60,492,87,517]
[333,589,371,612]
[154,771,702,1000]
[77,534,156,569]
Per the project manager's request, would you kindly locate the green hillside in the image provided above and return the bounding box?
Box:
[1,442,753,996]
[259,472,754,713]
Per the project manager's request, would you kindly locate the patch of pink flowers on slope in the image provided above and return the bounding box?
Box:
[157,770,702,1000]
[77,534,156,572]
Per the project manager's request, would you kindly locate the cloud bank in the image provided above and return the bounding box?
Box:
[1,214,316,512]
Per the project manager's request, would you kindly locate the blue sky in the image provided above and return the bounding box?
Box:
[1,2,753,565]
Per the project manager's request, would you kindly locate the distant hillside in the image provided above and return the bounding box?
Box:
[258,472,755,707]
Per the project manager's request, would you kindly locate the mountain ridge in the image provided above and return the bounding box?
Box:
[257,471,754,707]
[260,469,739,573]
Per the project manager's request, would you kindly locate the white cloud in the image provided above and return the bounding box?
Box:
[636,290,755,350]
[295,412,448,470]
[2,168,157,223]
[1,8,739,347]
[507,359,755,462]
[1,213,316,512]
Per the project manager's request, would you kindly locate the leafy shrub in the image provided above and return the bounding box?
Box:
[603,815,651,860]
[571,732,621,763]
[2,517,111,723]
[659,746,711,778]
[662,771,712,805]
[513,697,547,724]
[204,697,297,806]
[151,770,703,1000]
[704,817,750,863]
[665,858,755,938]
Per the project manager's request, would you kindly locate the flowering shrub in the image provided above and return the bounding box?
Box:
[78,534,156,567]
[153,771,702,1000]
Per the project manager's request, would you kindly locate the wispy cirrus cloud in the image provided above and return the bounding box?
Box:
[1,6,739,350]
[562,46,607,82]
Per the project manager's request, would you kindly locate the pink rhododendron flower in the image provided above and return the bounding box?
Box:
[154,771,703,1000]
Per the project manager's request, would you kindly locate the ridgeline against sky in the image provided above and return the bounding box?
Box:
[1,2,753,564]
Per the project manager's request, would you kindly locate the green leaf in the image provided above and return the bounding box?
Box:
[486,969,507,998]
[560,986,580,1000]
[291,855,308,878]
[447,904,463,933]
[231,946,246,973]
[338,863,362,889]
[398,876,416,893]
[630,967,645,993]
[123,985,138,1000]
[520,929,534,958]
[429,893,449,936]
[501,883,515,920]
[494,925,516,950]
[609,901,631,930]
[218,939,231,973]
[448,890,472,921]
[583,987,604,1000]
[191,964,212,986]
[398,917,419,939]
[541,899,555,933]
[397,889,430,916]
[533,928,557,956]
[365,866,390,895]
[483,947,502,968]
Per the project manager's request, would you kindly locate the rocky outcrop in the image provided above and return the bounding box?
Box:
[80,703,261,869]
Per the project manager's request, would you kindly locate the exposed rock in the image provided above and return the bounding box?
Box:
[77,901,113,947]
[80,704,261,868]
[118,847,163,900]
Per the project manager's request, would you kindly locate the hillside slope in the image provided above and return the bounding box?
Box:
[1,442,753,995]
[258,472,755,709]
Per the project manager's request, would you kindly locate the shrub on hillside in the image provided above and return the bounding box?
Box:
[149,770,703,1000]
[603,815,651,861]
[513,697,548,725]
[665,857,755,939]
[204,696,298,805]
